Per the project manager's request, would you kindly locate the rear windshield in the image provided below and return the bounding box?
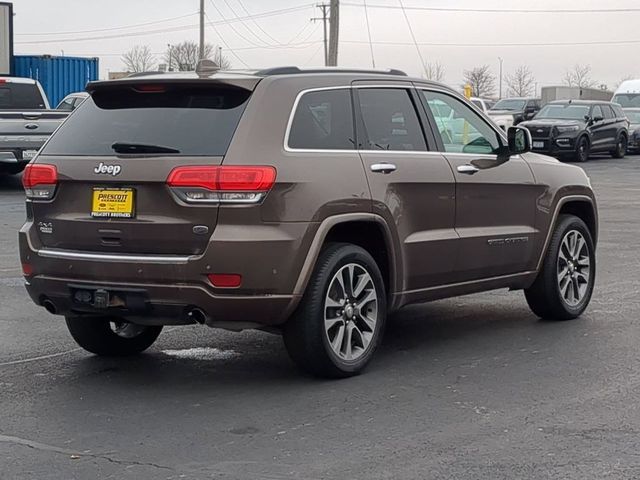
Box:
[0,83,47,110]
[42,85,251,156]
[492,99,525,111]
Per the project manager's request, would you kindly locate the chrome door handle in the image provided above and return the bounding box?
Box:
[457,164,479,175]
[370,163,397,174]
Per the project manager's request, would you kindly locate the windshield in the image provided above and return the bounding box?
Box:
[625,110,640,123]
[492,99,526,111]
[535,104,590,120]
[42,85,251,156]
[613,93,640,108]
[0,83,47,110]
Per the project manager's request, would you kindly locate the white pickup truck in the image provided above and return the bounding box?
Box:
[0,77,70,175]
[470,97,514,131]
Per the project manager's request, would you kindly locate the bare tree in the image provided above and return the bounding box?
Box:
[164,41,231,71]
[563,64,597,88]
[505,65,536,97]
[121,45,156,73]
[462,65,496,98]
[424,61,445,82]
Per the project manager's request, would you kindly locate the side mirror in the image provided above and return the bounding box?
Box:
[592,116,604,123]
[507,126,531,154]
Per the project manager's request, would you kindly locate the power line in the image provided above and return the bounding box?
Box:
[15,12,198,36]
[235,0,286,45]
[342,2,640,13]
[15,4,314,44]
[204,11,250,68]
[219,0,272,46]
[342,39,640,47]
[363,0,375,68]
[208,0,270,48]
[397,0,426,76]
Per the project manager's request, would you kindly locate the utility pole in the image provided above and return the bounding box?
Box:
[498,56,504,99]
[327,0,339,66]
[199,0,206,61]
[312,4,330,66]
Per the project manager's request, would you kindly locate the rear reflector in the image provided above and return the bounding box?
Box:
[21,263,33,276]
[22,164,58,200]
[167,166,276,204]
[208,274,242,288]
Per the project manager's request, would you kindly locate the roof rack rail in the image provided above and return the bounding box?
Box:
[254,66,407,77]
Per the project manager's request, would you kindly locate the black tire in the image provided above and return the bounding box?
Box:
[65,316,162,356]
[610,134,627,158]
[574,136,590,162]
[283,243,387,378]
[524,214,596,320]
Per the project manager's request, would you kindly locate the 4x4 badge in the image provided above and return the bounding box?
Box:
[94,162,122,176]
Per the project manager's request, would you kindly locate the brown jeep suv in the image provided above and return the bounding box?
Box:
[19,67,598,377]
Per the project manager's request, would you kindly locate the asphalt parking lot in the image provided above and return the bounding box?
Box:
[1,155,639,480]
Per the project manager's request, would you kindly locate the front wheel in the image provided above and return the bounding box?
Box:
[610,134,627,158]
[524,215,595,320]
[283,243,386,378]
[65,316,162,356]
[574,137,590,162]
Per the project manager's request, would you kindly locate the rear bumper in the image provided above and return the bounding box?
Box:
[0,135,48,160]
[19,220,313,327]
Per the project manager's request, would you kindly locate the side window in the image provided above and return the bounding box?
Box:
[420,90,501,154]
[357,88,427,151]
[602,105,614,119]
[591,105,603,120]
[288,89,354,150]
[57,97,75,111]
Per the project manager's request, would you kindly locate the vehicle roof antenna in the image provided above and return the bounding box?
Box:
[196,59,220,78]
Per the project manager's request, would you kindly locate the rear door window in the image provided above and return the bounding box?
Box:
[287,89,354,150]
[602,105,614,120]
[42,85,251,156]
[0,83,47,109]
[357,88,427,151]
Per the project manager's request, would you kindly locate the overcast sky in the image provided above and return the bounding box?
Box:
[11,0,640,94]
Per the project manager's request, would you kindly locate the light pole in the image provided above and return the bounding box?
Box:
[167,44,172,72]
[498,57,504,99]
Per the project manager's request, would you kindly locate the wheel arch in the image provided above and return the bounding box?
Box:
[292,213,401,310]
[535,195,598,273]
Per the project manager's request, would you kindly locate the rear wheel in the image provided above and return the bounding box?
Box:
[574,136,590,162]
[283,243,386,378]
[524,215,595,320]
[610,134,627,158]
[65,316,162,356]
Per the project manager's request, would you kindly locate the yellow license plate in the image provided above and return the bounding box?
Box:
[91,188,135,218]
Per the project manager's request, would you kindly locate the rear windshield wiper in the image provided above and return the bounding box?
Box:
[111,142,180,154]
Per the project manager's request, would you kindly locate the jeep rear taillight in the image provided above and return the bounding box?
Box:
[22,164,58,200]
[166,166,276,204]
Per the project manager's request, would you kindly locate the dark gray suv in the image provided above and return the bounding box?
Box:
[20,67,598,377]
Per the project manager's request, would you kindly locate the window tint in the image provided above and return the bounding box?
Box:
[57,97,75,111]
[602,105,614,119]
[613,104,625,118]
[288,89,354,150]
[0,83,47,109]
[357,88,426,151]
[42,86,250,156]
[421,90,501,154]
[592,105,603,119]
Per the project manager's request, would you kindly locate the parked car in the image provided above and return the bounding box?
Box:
[0,77,70,175]
[612,79,640,108]
[20,67,598,377]
[520,100,628,162]
[624,108,640,153]
[56,92,89,111]
[471,96,514,130]
[490,97,541,124]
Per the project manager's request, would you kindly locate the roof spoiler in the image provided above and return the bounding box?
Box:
[86,76,259,94]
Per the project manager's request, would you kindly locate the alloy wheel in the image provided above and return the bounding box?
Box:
[557,230,591,307]
[324,263,379,361]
